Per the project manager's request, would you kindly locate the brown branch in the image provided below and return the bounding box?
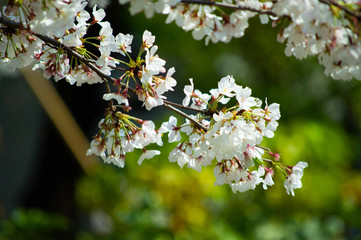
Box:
[0,16,19,29]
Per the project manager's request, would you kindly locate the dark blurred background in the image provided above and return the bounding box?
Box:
[1,1,361,239]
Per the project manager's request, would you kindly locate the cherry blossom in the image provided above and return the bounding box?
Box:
[117,0,361,81]
[161,116,182,142]
[284,161,308,196]
[142,30,156,48]
[138,150,161,165]
[182,78,195,107]
[0,0,314,196]
[114,33,133,56]
[103,93,129,107]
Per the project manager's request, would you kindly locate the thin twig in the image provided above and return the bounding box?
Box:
[163,102,208,131]
[262,158,273,163]
[257,145,271,152]
[109,65,130,71]
[180,0,277,17]
[163,99,207,114]
[319,0,361,20]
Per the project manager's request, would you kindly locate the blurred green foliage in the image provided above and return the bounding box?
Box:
[1,2,361,240]
[0,209,68,240]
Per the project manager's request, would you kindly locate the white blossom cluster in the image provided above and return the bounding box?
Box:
[1,1,102,83]
[90,74,307,195]
[284,161,308,196]
[119,0,361,81]
[119,0,266,44]
[100,28,177,110]
[274,0,361,80]
[167,75,306,194]
[0,0,309,195]
[86,112,163,168]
